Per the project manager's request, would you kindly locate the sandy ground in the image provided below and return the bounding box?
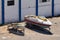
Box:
[0,17,60,40]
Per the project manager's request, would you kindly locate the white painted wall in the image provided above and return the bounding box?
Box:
[5,0,19,23]
[21,8,36,20]
[21,0,36,20]
[54,0,60,16]
[0,0,60,24]
[38,0,52,17]
[0,0,2,24]
[54,0,60,4]
[21,0,36,9]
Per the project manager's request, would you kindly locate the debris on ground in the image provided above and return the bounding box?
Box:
[7,22,26,35]
[0,17,60,40]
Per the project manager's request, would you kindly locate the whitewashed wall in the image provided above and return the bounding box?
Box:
[54,0,60,16]
[0,0,2,24]
[38,0,52,17]
[0,0,60,24]
[5,0,19,23]
[21,0,36,9]
[21,0,36,20]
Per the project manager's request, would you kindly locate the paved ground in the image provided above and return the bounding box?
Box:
[0,17,60,40]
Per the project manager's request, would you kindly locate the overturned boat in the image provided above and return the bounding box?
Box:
[24,15,52,27]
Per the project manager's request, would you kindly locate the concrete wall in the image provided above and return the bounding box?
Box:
[5,0,19,23]
[38,0,52,17]
[21,0,36,20]
[54,0,60,16]
[0,0,60,24]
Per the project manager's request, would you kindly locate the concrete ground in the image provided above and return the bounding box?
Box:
[0,17,60,40]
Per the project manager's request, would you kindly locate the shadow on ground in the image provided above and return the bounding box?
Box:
[8,28,24,36]
[26,24,53,35]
